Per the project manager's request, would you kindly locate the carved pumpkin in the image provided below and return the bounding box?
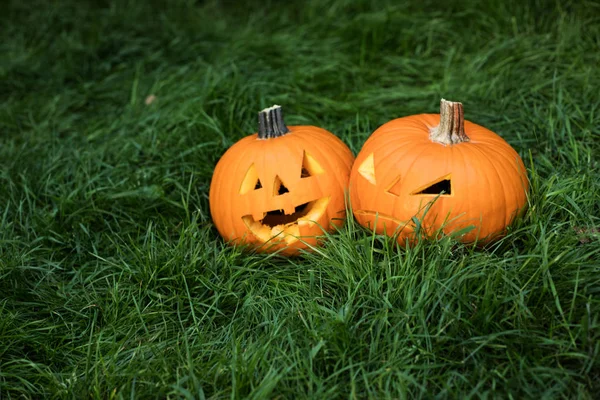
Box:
[210,105,354,255]
[350,99,529,245]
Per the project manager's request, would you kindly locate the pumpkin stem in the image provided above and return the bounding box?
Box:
[429,99,470,145]
[258,105,290,139]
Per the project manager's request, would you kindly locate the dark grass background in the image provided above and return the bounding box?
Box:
[1,0,599,398]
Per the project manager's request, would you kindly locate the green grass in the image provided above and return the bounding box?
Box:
[1,0,599,398]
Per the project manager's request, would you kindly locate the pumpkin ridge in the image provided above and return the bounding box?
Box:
[462,144,502,238]
[360,117,424,149]
[373,119,427,141]
[376,128,427,146]
[456,124,528,236]
[444,143,472,238]
[368,135,426,178]
[488,149,512,229]
[472,142,516,229]
[485,144,528,225]
[396,142,434,184]
[476,137,528,195]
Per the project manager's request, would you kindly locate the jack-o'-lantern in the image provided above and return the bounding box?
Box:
[350,99,529,246]
[210,105,354,255]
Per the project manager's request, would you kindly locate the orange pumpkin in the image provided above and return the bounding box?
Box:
[350,99,529,245]
[210,105,354,255]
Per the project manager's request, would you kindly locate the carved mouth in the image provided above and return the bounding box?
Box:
[353,210,406,225]
[353,210,412,236]
[242,197,331,244]
[261,202,311,227]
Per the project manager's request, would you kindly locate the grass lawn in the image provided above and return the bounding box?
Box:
[1,0,599,398]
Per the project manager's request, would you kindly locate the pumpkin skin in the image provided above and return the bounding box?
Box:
[350,99,529,245]
[210,105,354,255]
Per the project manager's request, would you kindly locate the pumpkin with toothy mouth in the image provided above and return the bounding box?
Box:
[210,105,354,255]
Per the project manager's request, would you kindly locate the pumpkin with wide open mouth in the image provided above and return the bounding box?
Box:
[210,105,354,255]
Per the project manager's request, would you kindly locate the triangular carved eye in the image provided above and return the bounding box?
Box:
[357,153,376,184]
[411,175,452,196]
[240,164,263,194]
[386,175,402,196]
[274,175,289,195]
[301,151,324,177]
